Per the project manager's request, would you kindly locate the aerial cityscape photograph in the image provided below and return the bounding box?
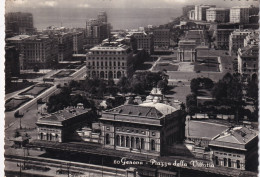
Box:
[3,0,259,176]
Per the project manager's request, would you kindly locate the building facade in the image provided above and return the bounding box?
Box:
[209,126,258,171]
[132,32,154,54]
[152,29,170,48]
[86,12,111,46]
[206,8,230,23]
[230,6,250,24]
[5,45,20,83]
[237,44,258,77]
[229,30,253,55]
[188,10,196,20]
[20,35,58,69]
[56,33,73,62]
[5,12,35,35]
[86,42,133,80]
[36,104,93,143]
[99,102,186,156]
[72,32,84,54]
[195,5,216,21]
[182,5,195,17]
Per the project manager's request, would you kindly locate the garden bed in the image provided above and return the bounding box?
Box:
[5,96,32,112]
[154,63,178,71]
[19,83,52,97]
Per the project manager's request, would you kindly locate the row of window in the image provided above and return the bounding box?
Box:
[215,152,240,157]
[114,127,156,136]
[105,134,156,151]
[92,51,127,55]
[88,57,125,60]
[88,61,125,67]
[215,157,241,169]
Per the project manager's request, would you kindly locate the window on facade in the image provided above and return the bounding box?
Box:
[228,158,232,167]
[121,136,125,147]
[151,139,155,151]
[236,160,240,169]
[215,156,219,165]
[136,138,140,149]
[131,137,134,148]
[126,136,130,147]
[152,132,156,136]
[116,135,120,146]
[141,138,145,150]
[224,158,227,166]
[105,134,110,144]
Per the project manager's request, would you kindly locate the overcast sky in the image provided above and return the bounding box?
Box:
[5,0,259,10]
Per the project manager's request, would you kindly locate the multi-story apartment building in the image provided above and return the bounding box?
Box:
[99,101,186,156]
[56,32,73,61]
[5,12,35,35]
[20,35,58,69]
[97,11,107,23]
[182,5,195,17]
[237,44,258,77]
[195,5,216,21]
[230,6,250,24]
[72,32,84,54]
[209,126,258,171]
[188,10,196,20]
[86,12,111,46]
[229,29,253,55]
[5,45,20,82]
[152,29,170,48]
[206,8,230,23]
[86,42,133,80]
[131,32,154,54]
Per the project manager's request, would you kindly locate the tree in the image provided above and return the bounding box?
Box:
[186,94,197,115]
[157,80,168,94]
[33,65,39,72]
[190,79,200,94]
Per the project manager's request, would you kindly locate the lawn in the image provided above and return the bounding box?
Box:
[136,63,153,70]
[19,73,45,79]
[153,63,179,71]
[5,97,32,112]
[194,63,220,72]
[19,83,52,96]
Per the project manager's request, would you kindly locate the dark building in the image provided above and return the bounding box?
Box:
[5,12,35,35]
[5,45,20,83]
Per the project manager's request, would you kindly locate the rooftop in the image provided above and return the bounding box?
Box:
[212,126,258,145]
[6,35,31,41]
[37,105,90,125]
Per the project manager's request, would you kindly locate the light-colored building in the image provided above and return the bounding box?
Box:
[206,8,230,23]
[36,104,93,143]
[20,35,58,69]
[195,5,216,21]
[99,101,186,156]
[188,10,196,20]
[72,32,84,54]
[230,6,250,24]
[229,29,253,55]
[86,42,133,80]
[183,5,195,17]
[237,44,258,77]
[209,126,258,171]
